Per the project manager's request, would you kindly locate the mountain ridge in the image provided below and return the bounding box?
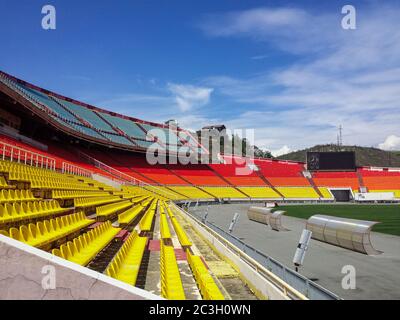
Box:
[277,144,400,167]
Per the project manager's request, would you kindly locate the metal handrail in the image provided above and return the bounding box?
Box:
[77,150,140,185]
[76,151,188,199]
[0,140,56,170]
[0,140,97,178]
[61,161,93,177]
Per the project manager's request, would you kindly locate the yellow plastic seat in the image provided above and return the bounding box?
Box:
[170,216,192,247]
[118,204,143,225]
[160,241,185,300]
[2,212,94,247]
[139,202,157,231]
[52,221,120,266]
[160,212,171,239]
[105,231,147,286]
[187,251,224,300]
[96,200,132,218]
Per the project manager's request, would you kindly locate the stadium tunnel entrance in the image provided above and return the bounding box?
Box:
[330,189,352,202]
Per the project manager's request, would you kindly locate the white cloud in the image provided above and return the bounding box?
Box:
[378,135,400,151]
[173,114,218,132]
[84,4,400,154]
[200,7,338,54]
[167,83,214,112]
[251,54,268,60]
[90,83,215,125]
[200,4,400,152]
[93,93,175,120]
[271,145,291,157]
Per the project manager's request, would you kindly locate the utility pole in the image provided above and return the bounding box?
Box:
[338,125,343,146]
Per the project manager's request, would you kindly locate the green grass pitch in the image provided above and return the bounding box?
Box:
[274,204,400,236]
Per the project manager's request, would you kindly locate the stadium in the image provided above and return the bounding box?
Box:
[1,1,400,305]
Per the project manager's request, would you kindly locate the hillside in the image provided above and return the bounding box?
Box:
[277,144,400,167]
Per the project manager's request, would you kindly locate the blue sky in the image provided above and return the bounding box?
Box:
[1,0,400,155]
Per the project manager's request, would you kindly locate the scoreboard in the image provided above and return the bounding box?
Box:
[307,151,356,171]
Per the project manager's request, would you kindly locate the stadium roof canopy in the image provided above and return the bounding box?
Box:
[0,71,204,155]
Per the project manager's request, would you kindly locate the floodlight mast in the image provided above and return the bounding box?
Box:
[293,229,312,272]
[228,212,240,233]
[202,205,209,223]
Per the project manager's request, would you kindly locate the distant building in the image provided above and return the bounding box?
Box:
[165,119,178,127]
[201,124,226,132]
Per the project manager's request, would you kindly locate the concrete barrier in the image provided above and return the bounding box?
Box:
[0,235,162,300]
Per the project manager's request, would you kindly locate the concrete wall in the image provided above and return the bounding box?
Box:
[92,173,122,190]
[354,192,395,201]
[0,235,161,300]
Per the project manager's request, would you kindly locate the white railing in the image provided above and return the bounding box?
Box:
[0,141,56,170]
[77,150,185,198]
[0,140,95,178]
[77,150,140,185]
[61,162,93,177]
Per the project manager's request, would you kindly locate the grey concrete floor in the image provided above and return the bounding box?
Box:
[175,212,258,300]
[189,203,400,300]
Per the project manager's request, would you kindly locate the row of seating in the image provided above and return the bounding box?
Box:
[160,206,171,239]
[242,187,335,199]
[140,197,155,207]
[363,177,400,190]
[0,189,36,202]
[130,195,149,204]
[96,200,133,218]
[153,186,336,200]
[105,231,148,286]
[167,205,192,247]
[52,221,121,266]
[120,193,138,200]
[201,187,246,199]
[147,186,334,200]
[3,163,88,187]
[0,200,69,224]
[118,204,144,225]
[0,161,59,177]
[29,178,97,191]
[167,164,227,186]
[142,186,185,200]
[127,185,338,201]
[52,190,111,199]
[224,176,266,186]
[160,241,185,300]
[186,251,225,300]
[1,212,94,247]
[268,177,311,187]
[237,187,280,198]
[254,158,305,178]
[168,186,212,199]
[276,187,319,198]
[0,176,12,188]
[318,187,334,199]
[139,201,157,232]
[1,161,112,192]
[122,186,169,201]
[74,196,121,208]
